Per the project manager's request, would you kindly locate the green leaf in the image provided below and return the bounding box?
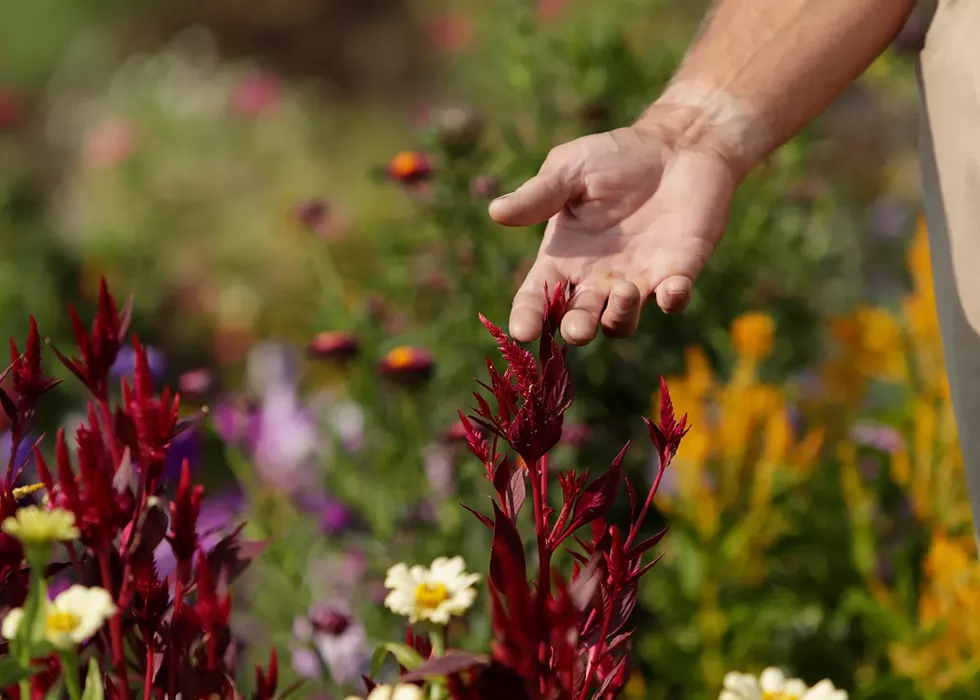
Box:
[80,657,104,700]
[370,642,425,677]
[13,574,48,663]
[0,656,36,687]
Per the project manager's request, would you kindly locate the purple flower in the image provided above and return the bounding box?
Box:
[293,601,369,685]
[866,197,912,240]
[252,386,320,493]
[0,430,36,477]
[851,422,906,454]
[212,400,260,446]
[154,489,244,580]
[111,344,166,382]
[291,647,321,679]
[423,443,455,500]
[295,491,353,536]
[164,427,201,483]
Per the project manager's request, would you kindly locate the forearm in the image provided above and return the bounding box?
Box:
[639,0,916,176]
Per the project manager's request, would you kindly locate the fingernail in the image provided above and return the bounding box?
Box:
[611,294,636,310]
[491,193,512,204]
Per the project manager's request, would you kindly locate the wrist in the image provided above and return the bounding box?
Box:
[634,82,774,180]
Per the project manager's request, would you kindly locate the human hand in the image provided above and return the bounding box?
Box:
[490,118,741,345]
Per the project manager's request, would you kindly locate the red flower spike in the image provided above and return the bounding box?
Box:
[444,287,689,700]
[50,278,131,400]
[8,315,60,403]
[168,460,203,571]
[117,337,180,490]
[253,649,278,700]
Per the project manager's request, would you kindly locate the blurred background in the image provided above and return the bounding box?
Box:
[3,0,974,698]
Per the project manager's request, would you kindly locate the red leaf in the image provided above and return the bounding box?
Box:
[563,443,628,536]
[629,525,669,560]
[489,501,527,592]
[461,502,494,530]
[399,651,491,682]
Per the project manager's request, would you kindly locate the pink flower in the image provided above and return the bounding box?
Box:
[426,13,474,54]
[230,72,282,118]
[83,119,136,168]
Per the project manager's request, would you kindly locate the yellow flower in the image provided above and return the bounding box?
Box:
[384,556,480,625]
[1,585,117,650]
[2,506,79,545]
[731,312,776,361]
[344,684,424,700]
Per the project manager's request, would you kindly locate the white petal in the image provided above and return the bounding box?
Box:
[408,565,428,583]
[760,668,789,692]
[1,608,24,640]
[383,591,417,616]
[391,685,424,700]
[783,679,808,697]
[384,564,414,590]
[722,672,761,699]
[430,556,465,581]
[803,680,847,700]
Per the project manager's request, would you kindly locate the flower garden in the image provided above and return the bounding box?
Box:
[0,0,971,699]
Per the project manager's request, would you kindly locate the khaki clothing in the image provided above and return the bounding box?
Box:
[918,0,980,531]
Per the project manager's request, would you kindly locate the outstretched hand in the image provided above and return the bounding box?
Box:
[491,123,738,345]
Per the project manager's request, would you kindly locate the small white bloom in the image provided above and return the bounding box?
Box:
[2,506,79,545]
[366,684,424,700]
[719,667,847,700]
[384,555,480,625]
[1,585,117,650]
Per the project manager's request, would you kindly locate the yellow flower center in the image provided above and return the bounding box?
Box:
[47,610,81,634]
[414,582,449,609]
[762,693,799,700]
[387,346,417,369]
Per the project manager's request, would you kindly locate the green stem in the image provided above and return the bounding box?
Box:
[59,651,82,700]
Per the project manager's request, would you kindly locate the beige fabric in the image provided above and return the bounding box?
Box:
[918,0,980,532]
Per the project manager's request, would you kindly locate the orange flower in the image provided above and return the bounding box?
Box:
[731,312,776,361]
[378,346,434,382]
[387,151,432,184]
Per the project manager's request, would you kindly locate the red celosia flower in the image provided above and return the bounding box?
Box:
[34,419,135,550]
[253,650,279,700]
[468,285,572,463]
[50,278,132,400]
[308,331,360,361]
[387,282,688,700]
[116,337,181,490]
[168,459,204,577]
[7,315,60,405]
[387,151,433,184]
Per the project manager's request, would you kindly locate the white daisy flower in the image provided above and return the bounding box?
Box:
[720,667,847,700]
[1,585,117,651]
[343,683,423,700]
[383,556,480,625]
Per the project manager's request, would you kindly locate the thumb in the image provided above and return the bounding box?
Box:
[488,171,574,227]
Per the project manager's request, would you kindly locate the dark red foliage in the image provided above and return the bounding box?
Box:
[168,459,204,570]
[49,278,132,401]
[398,283,688,700]
[1,279,267,700]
